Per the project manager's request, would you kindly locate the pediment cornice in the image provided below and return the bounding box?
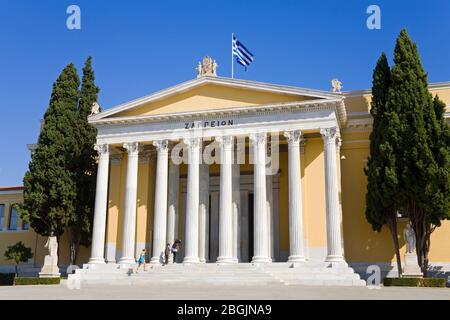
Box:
[89,98,347,128]
[90,76,343,122]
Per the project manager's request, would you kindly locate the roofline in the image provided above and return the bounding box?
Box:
[0,186,24,195]
[90,76,342,121]
[343,81,450,97]
[0,186,23,191]
[89,98,346,127]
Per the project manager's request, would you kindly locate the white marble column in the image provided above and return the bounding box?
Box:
[216,135,235,264]
[250,133,272,263]
[232,151,241,262]
[89,144,110,264]
[284,130,306,263]
[198,163,210,263]
[151,140,169,264]
[266,174,274,260]
[320,127,345,263]
[166,161,179,248]
[119,142,140,265]
[183,138,201,263]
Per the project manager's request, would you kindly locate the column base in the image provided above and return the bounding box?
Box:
[325,256,347,269]
[325,255,345,263]
[217,256,236,264]
[150,257,163,265]
[251,256,272,264]
[118,257,136,266]
[183,256,200,264]
[88,257,106,264]
[288,255,306,263]
[198,258,206,263]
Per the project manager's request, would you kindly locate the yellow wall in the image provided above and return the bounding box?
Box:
[0,191,90,266]
[340,85,450,263]
[303,138,328,251]
[0,191,36,265]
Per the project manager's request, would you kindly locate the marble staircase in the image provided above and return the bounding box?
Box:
[69,262,366,287]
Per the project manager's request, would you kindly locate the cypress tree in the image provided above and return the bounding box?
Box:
[365,53,403,275]
[69,56,101,265]
[386,29,449,275]
[20,64,80,241]
[419,95,450,273]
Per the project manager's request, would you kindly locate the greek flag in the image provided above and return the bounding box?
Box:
[232,35,254,69]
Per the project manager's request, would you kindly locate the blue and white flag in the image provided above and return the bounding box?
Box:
[232,35,254,70]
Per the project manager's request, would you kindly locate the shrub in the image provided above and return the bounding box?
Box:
[383,277,447,287]
[14,277,60,286]
[4,241,33,276]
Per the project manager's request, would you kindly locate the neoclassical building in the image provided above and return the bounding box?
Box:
[1,57,449,284]
[83,57,450,274]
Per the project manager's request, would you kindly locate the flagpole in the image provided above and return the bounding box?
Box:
[231,33,234,79]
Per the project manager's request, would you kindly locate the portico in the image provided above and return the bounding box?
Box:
[87,67,349,268]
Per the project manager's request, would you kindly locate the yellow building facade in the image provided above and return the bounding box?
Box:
[1,60,449,279]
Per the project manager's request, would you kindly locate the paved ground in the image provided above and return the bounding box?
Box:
[0,283,449,300]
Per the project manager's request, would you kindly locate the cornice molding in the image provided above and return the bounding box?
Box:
[343,81,450,98]
[89,76,343,121]
[89,98,347,128]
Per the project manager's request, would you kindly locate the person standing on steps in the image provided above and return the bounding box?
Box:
[135,249,147,273]
[172,240,181,264]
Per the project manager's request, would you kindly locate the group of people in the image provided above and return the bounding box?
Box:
[135,239,182,273]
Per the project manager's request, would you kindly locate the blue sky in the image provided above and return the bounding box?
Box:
[1,0,449,186]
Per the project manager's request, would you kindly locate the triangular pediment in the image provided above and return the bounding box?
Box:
[91,76,341,120]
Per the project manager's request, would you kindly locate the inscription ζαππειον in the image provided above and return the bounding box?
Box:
[184,119,234,129]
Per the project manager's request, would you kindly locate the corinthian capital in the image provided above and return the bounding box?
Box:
[215,135,233,148]
[320,127,340,144]
[249,132,267,146]
[94,144,109,155]
[153,140,169,152]
[284,130,302,145]
[123,142,140,155]
[183,137,201,149]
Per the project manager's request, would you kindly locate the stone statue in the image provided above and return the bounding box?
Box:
[213,60,218,75]
[45,232,58,258]
[90,102,100,116]
[39,232,60,278]
[402,221,422,277]
[197,56,218,77]
[196,62,203,76]
[403,222,416,254]
[331,79,343,93]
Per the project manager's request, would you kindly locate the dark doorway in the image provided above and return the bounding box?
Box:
[248,192,254,262]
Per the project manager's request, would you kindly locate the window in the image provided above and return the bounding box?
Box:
[0,205,4,231]
[8,206,19,230]
[22,220,30,230]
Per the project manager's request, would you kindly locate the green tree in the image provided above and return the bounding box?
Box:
[365,53,403,276]
[418,95,450,273]
[387,29,450,275]
[69,56,100,265]
[4,242,33,276]
[20,64,81,245]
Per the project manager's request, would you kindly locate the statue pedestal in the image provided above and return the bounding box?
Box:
[39,255,60,278]
[402,252,423,278]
